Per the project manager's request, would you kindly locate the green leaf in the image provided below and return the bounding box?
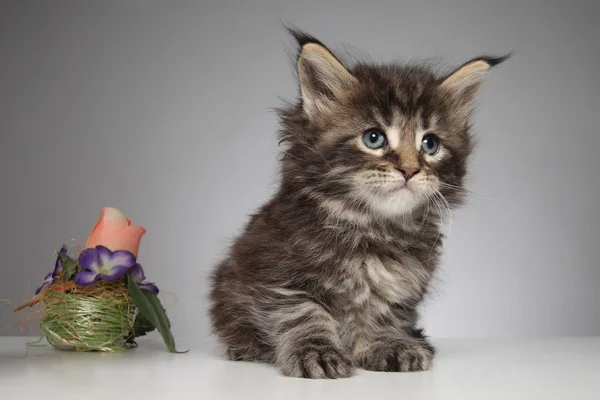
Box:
[127,277,186,353]
[133,311,156,338]
[58,252,78,280]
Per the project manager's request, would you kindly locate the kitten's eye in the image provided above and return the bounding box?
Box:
[362,130,387,149]
[421,134,439,155]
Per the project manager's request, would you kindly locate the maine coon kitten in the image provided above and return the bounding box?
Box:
[209,30,506,379]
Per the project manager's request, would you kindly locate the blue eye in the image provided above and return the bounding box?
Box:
[421,134,439,155]
[362,130,387,149]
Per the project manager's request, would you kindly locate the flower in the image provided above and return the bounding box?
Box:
[35,246,68,295]
[129,264,159,294]
[74,245,137,286]
[35,272,55,295]
[85,207,146,257]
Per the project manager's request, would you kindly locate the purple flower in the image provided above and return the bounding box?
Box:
[74,245,137,286]
[35,246,68,295]
[35,272,55,295]
[53,245,67,275]
[129,263,159,294]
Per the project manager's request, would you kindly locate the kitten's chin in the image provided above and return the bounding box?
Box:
[358,188,424,218]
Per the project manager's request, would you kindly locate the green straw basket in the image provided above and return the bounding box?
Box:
[40,282,137,352]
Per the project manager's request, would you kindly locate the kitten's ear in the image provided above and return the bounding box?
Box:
[290,30,357,118]
[438,55,509,119]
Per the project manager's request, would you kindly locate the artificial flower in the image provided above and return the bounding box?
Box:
[74,245,137,286]
[129,264,159,294]
[35,272,55,295]
[35,246,68,295]
[85,207,146,257]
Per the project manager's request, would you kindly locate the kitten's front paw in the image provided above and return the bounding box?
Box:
[277,345,354,379]
[358,339,435,372]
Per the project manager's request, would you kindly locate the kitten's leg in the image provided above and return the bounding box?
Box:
[224,324,276,363]
[210,261,277,363]
[271,291,354,379]
[356,310,436,372]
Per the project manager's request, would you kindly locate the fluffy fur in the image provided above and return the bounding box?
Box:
[209,30,506,379]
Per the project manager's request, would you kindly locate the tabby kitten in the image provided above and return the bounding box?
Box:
[209,30,506,379]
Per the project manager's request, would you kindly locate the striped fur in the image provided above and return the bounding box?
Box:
[209,30,505,378]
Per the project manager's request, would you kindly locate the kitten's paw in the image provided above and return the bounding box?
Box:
[277,345,355,379]
[357,340,435,372]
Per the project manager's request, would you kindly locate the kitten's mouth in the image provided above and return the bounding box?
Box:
[391,180,411,193]
[377,181,413,197]
[397,186,414,197]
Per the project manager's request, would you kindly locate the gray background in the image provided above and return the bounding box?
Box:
[1,0,598,338]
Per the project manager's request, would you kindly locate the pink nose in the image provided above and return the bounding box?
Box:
[398,167,420,180]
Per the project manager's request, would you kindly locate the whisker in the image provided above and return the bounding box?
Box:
[437,182,522,218]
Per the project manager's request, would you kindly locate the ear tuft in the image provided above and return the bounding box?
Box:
[476,53,512,68]
[285,26,326,49]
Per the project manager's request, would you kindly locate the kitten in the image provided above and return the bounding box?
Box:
[209,30,506,379]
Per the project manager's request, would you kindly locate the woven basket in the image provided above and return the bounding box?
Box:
[40,283,137,352]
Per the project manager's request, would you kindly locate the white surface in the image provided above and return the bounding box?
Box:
[1,336,599,399]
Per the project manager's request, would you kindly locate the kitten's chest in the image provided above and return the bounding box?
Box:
[334,252,431,312]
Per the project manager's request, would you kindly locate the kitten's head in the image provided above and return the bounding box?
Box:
[278,30,507,222]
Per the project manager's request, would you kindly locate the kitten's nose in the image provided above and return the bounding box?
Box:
[398,167,420,180]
